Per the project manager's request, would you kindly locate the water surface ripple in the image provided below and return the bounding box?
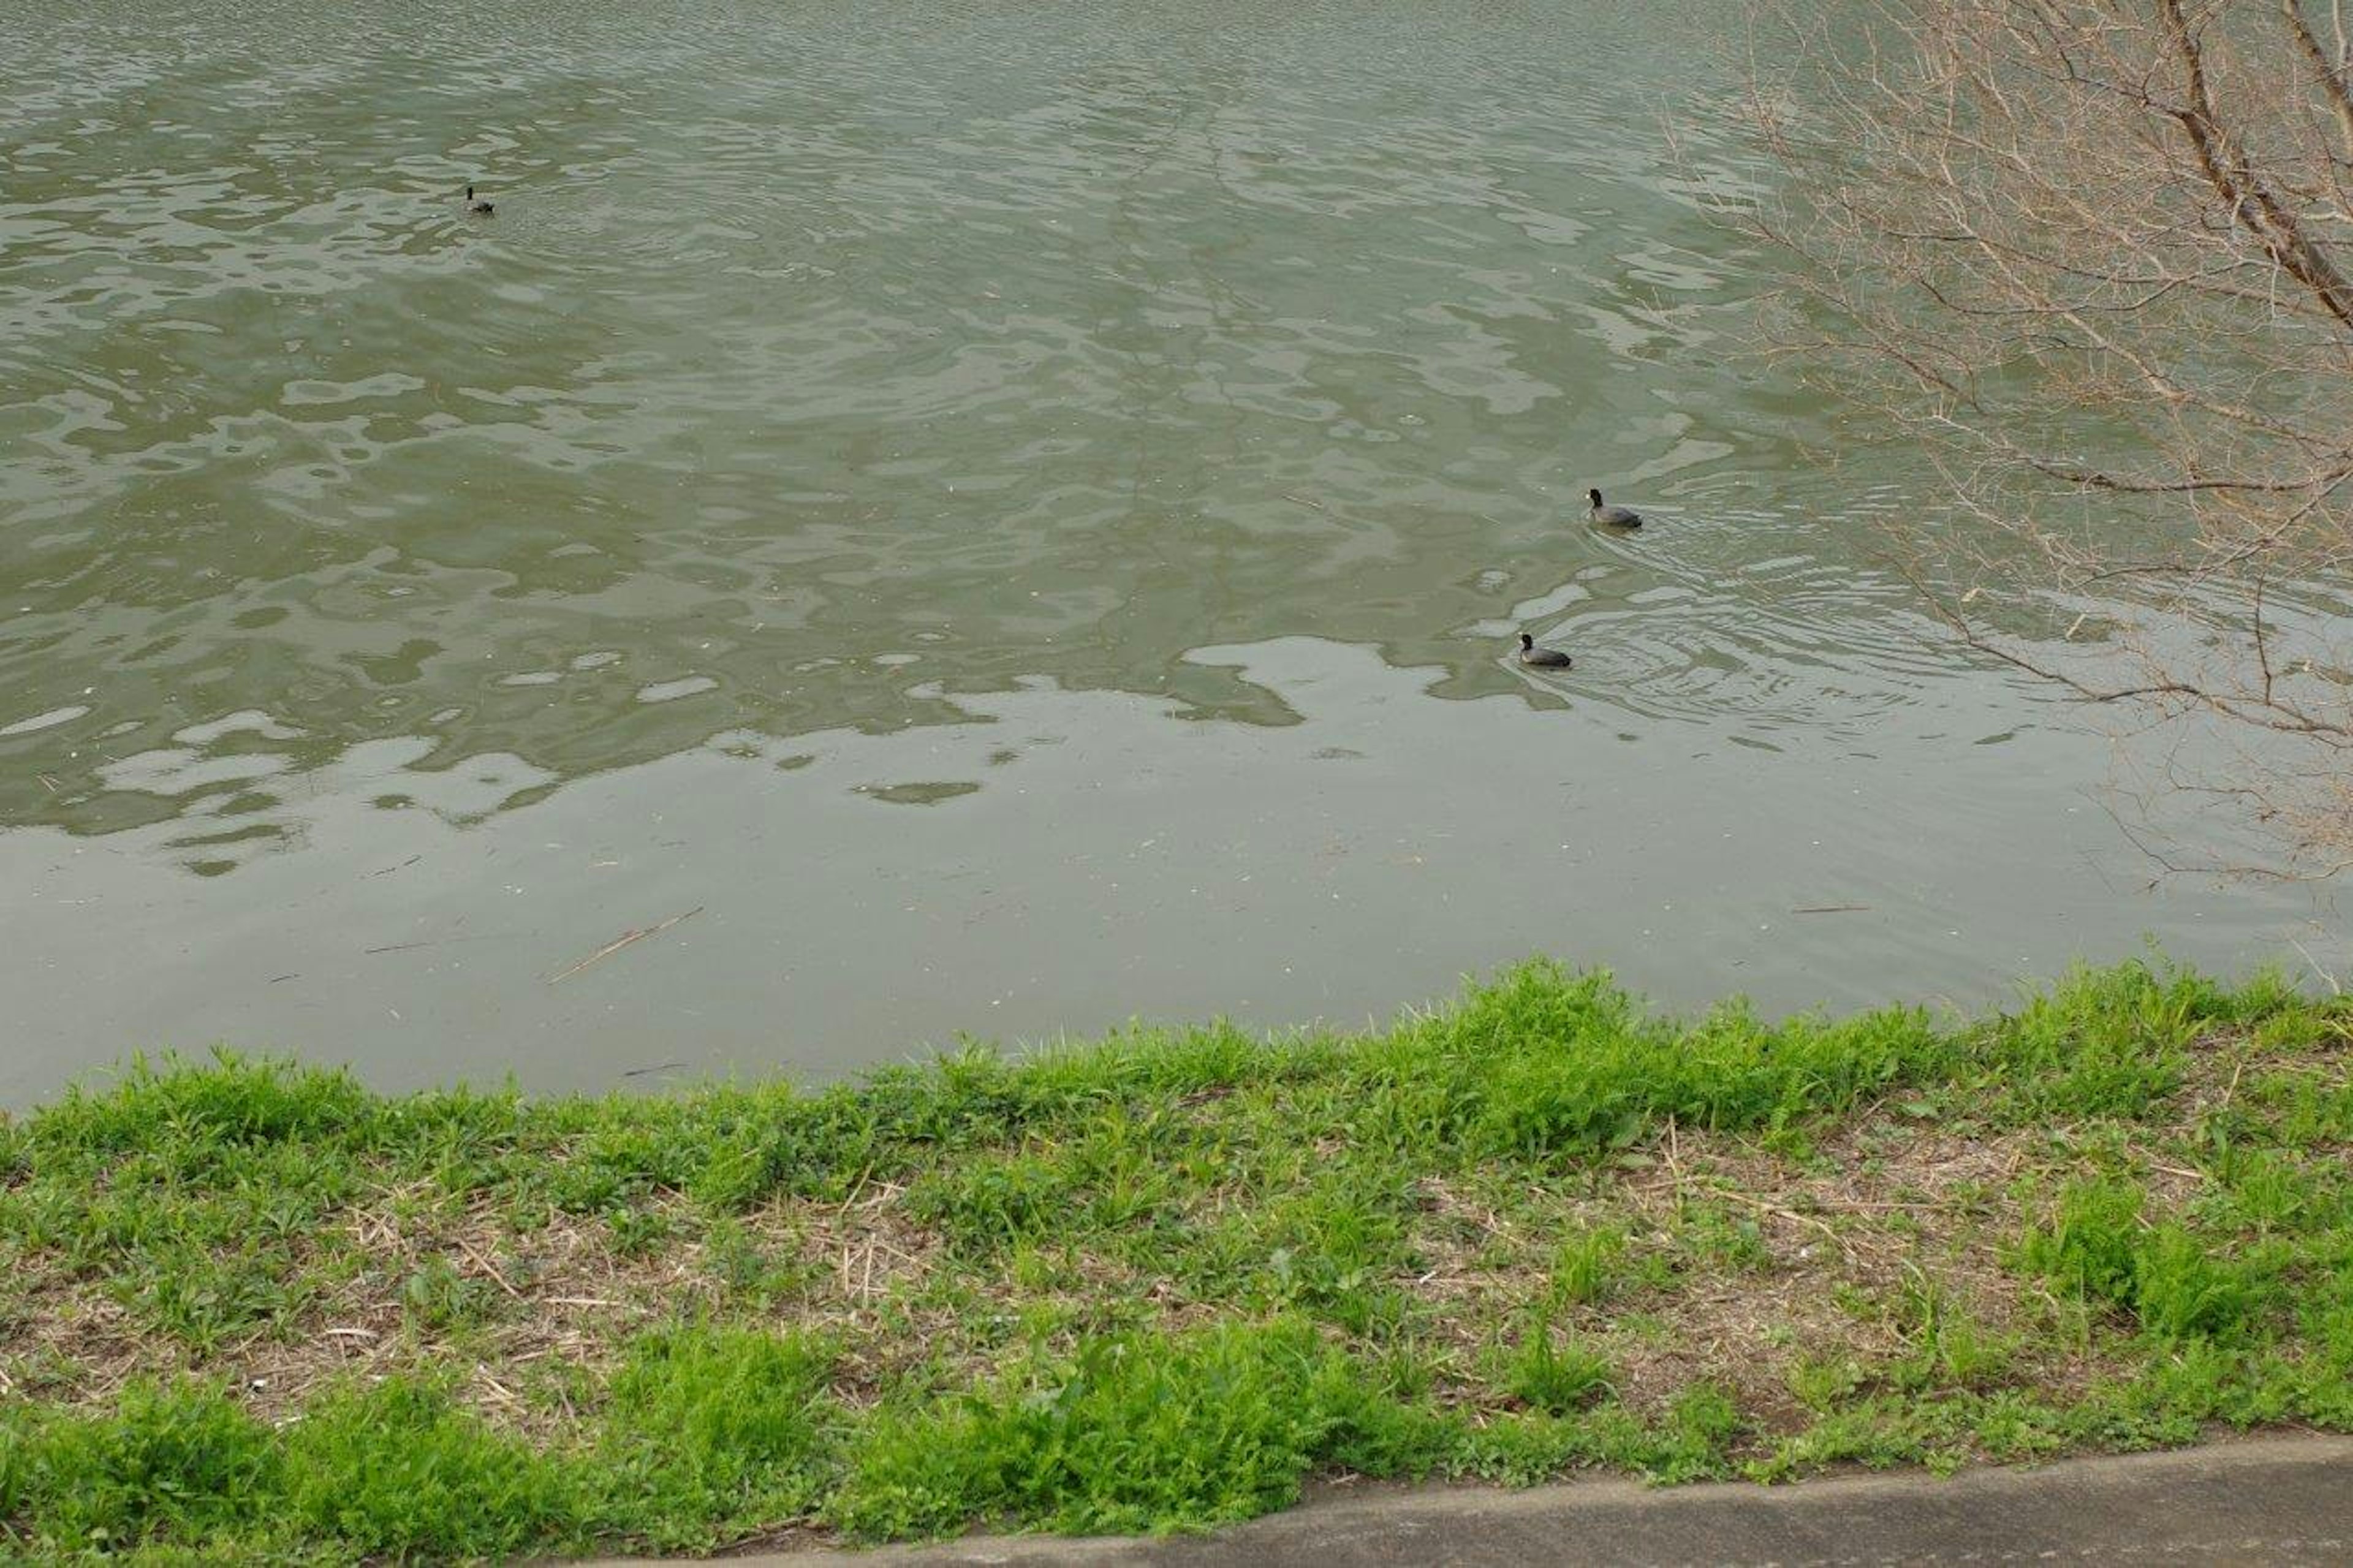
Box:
[1,0,2335,1099]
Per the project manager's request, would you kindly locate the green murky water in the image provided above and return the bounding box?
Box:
[1,0,2337,1102]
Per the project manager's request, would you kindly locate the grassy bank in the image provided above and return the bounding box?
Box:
[2,960,2351,1561]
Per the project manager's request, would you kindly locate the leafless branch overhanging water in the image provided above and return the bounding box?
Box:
[1741,0,2353,871]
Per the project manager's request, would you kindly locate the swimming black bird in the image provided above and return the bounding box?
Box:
[465,184,494,215]
[1518,632,1572,668]
[1587,487,1642,529]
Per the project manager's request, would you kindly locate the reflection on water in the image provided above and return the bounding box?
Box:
[4,639,2336,1106]
[2,0,1834,844]
[1,0,2340,1099]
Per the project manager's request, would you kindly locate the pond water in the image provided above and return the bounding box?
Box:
[1,0,2339,1105]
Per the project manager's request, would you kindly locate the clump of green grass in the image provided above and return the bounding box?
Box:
[121,1241,315,1352]
[829,1318,1382,1539]
[2018,1177,2146,1304]
[1548,1224,1629,1306]
[905,1149,1070,1254]
[0,1374,575,1560]
[1501,1314,1613,1415]
[595,1325,837,1548]
[0,956,2344,1559]
[0,1378,279,1554]
[1888,1282,2018,1394]
[278,1378,579,1559]
[400,1254,495,1335]
[2015,1178,2281,1342]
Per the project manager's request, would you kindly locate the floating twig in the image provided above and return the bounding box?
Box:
[363,933,510,956]
[1793,904,1872,915]
[547,906,702,983]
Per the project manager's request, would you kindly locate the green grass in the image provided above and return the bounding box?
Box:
[1500,1314,1615,1414]
[0,956,2347,1561]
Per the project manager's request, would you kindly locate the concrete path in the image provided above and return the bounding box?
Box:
[677,1435,2353,1566]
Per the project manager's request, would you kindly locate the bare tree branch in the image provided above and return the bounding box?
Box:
[1742,0,2353,871]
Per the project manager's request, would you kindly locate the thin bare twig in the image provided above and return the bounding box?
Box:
[547,907,703,984]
